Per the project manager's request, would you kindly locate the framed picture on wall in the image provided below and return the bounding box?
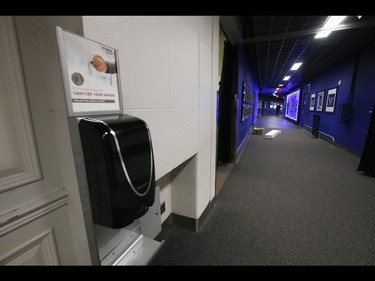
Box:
[325,87,337,113]
[309,93,316,111]
[316,90,325,112]
[240,81,254,123]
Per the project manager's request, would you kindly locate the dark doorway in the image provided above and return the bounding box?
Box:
[217,41,237,164]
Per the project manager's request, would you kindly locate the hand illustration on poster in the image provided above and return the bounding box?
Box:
[90,54,117,74]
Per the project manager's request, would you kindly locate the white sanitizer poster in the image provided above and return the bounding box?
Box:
[56,26,122,116]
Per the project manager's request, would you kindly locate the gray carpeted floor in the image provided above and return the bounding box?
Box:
[150,116,375,265]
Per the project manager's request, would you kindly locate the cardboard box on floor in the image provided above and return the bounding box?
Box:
[252,127,264,135]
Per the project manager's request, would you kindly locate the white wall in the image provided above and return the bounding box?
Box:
[157,173,172,222]
[83,16,219,220]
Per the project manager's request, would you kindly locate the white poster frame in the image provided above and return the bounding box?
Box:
[325,87,337,113]
[56,26,122,117]
[309,93,316,111]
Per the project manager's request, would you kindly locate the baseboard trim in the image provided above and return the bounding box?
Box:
[235,129,253,164]
[162,199,216,233]
[303,126,361,157]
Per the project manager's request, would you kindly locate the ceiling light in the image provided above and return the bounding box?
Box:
[315,16,347,39]
[279,84,284,87]
[315,31,331,39]
[291,62,303,71]
[283,76,290,81]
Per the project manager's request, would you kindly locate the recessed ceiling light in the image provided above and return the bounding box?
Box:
[283,76,290,81]
[315,16,347,39]
[291,62,303,71]
[315,30,331,39]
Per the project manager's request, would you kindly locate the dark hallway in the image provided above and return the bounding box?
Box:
[151,117,375,265]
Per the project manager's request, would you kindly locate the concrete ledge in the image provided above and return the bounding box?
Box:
[265,129,281,139]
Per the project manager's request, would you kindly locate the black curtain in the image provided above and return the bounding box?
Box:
[357,104,375,177]
[217,41,235,163]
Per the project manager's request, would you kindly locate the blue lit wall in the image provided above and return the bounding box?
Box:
[294,39,375,155]
[285,90,300,122]
[234,44,260,150]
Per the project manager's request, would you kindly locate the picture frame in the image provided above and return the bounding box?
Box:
[309,93,316,111]
[240,81,254,122]
[55,26,122,117]
[285,89,300,122]
[325,87,337,113]
[316,90,325,112]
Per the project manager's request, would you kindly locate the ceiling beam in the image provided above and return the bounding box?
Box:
[220,16,243,44]
[243,20,375,43]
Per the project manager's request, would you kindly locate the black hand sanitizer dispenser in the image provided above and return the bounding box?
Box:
[79,115,155,229]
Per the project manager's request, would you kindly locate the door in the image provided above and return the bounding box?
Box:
[0,16,88,265]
